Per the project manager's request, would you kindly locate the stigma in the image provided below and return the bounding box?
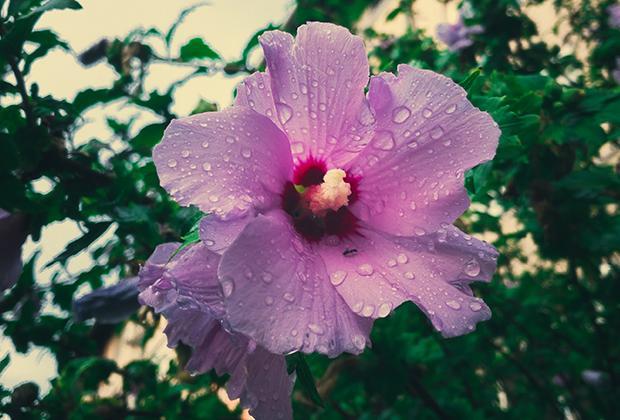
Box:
[305,169,352,214]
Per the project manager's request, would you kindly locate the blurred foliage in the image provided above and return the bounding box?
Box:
[1,0,619,419]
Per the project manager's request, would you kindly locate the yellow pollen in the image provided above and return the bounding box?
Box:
[307,169,351,214]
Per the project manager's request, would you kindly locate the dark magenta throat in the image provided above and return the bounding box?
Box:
[282,156,360,242]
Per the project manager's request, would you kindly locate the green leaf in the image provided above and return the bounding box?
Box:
[131,123,165,152]
[46,222,112,268]
[459,67,482,92]
[171,212,204,259]
[286,353,323,407]
[0,354,10,374]
[179,38,221,62]
[165,2,209,47]
[18,0,81,19]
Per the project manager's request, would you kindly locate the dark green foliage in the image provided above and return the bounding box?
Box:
[1,0,619,419]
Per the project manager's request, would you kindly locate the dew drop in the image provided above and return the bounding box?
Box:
[261,273,273,284]
[352,334,366,350]
[201,141,209,148]
[241,148,252,158]
[469,301,483,312]
[391,106,411,124]
[372,131,395,151]
[356,263,374,276]
[397,253,408,264]
[445,103,457,114]
[291,142,305,154]
[265,296,274,306]
[283,292,295,303]
[181,150,190,158]
[221,277,234,297]
[430,126,444,139]
[202,162,212,171]
[464,258,481,277]
[330,270,347,286]
[361,304,375,317]
[404,271,415,279]
[446,300,462,310]
[308,323,325,335]
[377,302,392,318]
[422,108,433,118]
[275,103,293,125]
[167,159,178,168]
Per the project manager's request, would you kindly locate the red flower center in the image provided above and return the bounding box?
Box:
[282,156,360,242]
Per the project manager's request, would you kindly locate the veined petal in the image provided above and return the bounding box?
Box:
[154,107,293,220]
[218,209,373,357]
[259,22,374,166]
[316,224,497,337]
[348,64,500,236]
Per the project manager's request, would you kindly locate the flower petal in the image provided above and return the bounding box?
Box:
[0,209,27,291]
[316,224,497,337]
[73,277,140,324]
[348,64,500,236]
[218,210,373,357]
[199,213,254,254]
[234,71,279,127]
[139,243,294,419]
[154,107,293,220]
[259,22,373,165]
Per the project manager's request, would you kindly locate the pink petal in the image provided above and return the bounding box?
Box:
[218,209,373,357]
[138,243,294,419]
[258,22,374,166]
[235,71,279,127]
[316,224,497,337]
[154,107,293,220]
[348,64,500,236]
[199,213,254,254]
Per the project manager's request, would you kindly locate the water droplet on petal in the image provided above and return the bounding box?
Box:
[291,142,305,154]
[261,273,273,284]
[202,162,212,171]
[469,301,483,312]
[330,270,347,286]
[221,277,234,297]
[430,126,444,139]
[167,159,178,168]
[372,131,395,151]
[356,263,374,276]
[275,103,293,125]
[352,334,366,350]
[397,253,408,264]
[464,258,481,277]
[391,106,411,124]
[361,304,375,317]
[308,323,325,335]
[241,148,252,158]
[404,271,415,279]
[445,103,457,114]
[283,292,295,303]
[422,108,433,118]
[446,300,462,310]
[377,302,392,318]
[265,296,274,306]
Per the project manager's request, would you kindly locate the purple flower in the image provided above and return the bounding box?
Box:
[138,243,294,420]
[609,4,620,29]
[154,22,499,357]
[73,277,141,324]
[436,12,484,51]
[0,209,28,292]
[613,58,620,84]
